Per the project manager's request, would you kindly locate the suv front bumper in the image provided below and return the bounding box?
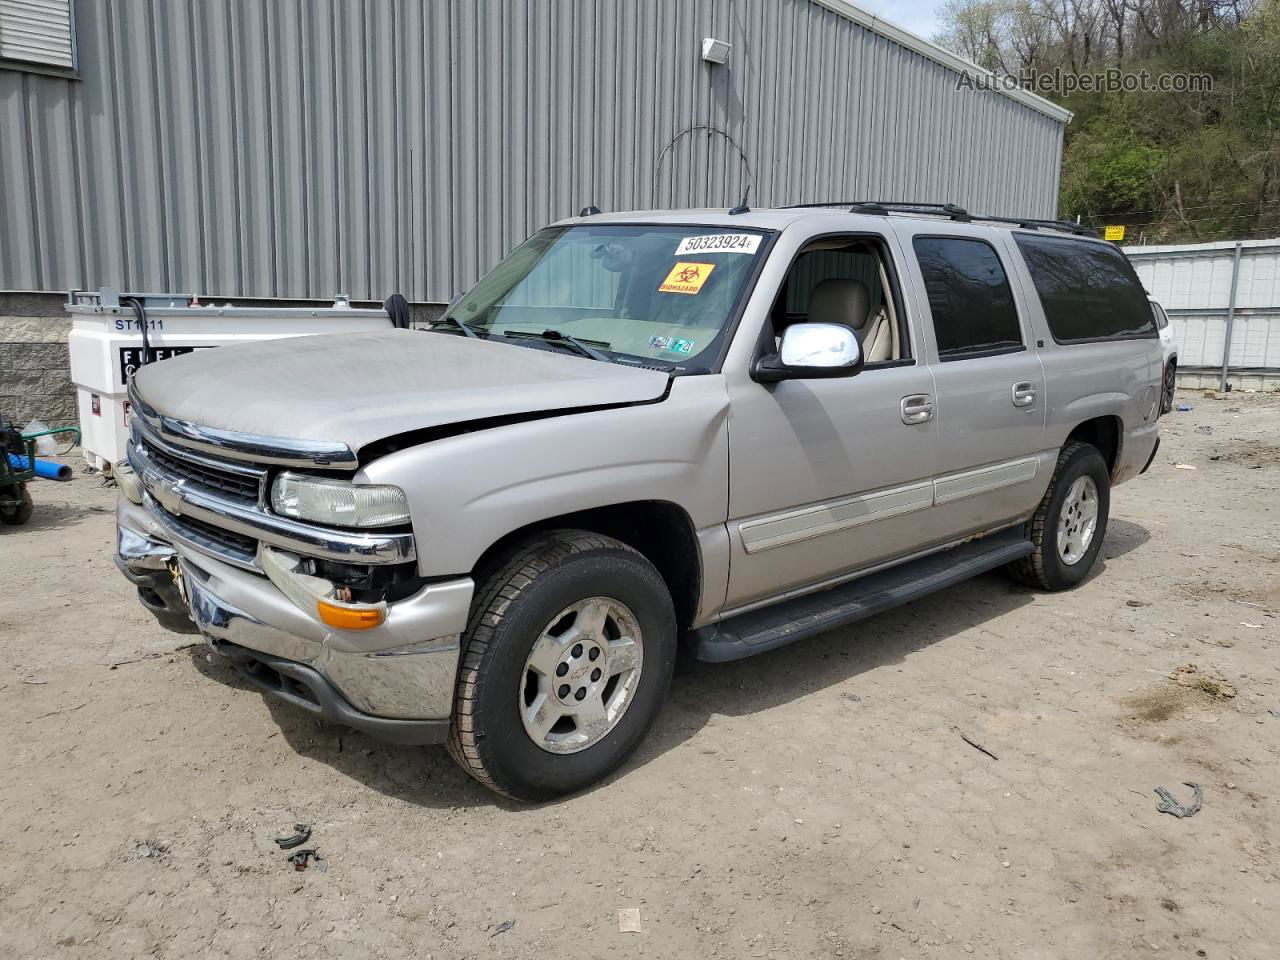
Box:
[115,494,472,744]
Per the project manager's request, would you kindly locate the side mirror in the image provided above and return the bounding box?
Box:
[752,322,864,383]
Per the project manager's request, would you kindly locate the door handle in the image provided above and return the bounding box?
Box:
[1012,381,1037,407]
[901,394,934,424]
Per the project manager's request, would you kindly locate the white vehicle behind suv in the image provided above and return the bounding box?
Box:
[1149,297,1179,412]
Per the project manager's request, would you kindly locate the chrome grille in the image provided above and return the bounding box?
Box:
[143,491,259,568]
[128,428,417,571]
[139,436,262,503]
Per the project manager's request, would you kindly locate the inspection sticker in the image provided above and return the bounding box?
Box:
[675,233,761,256]
[649,335,696,354]
[658,262,715,295]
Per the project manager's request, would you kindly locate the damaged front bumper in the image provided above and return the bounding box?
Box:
[115,494,472,745]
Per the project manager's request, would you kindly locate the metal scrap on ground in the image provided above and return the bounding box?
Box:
[286,848,324,871]
[1155,782,1203,818]
[273,824,312,850]
[954,727,999,761]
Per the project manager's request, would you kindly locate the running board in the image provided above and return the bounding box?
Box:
[691,528,1033,662]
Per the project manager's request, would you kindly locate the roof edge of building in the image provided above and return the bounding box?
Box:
[812,0,1074,125]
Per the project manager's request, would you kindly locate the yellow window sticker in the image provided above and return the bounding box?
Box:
[658,262,715,295]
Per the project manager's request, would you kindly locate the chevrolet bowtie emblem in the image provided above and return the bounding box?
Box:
[154,477,183,515]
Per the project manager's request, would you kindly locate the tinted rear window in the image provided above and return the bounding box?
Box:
[913,236,1023,360]
[1014,234,1155,342]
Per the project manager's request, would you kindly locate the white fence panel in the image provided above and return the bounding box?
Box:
[1125,239,1280,373]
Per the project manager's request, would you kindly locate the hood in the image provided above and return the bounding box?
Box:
[133,330,670,453]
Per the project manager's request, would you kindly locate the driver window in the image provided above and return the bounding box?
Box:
[770,237,908,364]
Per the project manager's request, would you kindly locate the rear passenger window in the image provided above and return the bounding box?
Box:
[1014,234,1156,342]
[912,237,1023,360]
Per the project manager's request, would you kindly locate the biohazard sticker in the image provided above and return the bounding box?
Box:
[659,262,715,295]
[675,233,761,256]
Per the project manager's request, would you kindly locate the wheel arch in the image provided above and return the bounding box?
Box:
[471,500,702,630]
[1065,415,1123,476]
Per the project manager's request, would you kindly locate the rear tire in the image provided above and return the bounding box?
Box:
[1007,442,1110,591]
[0,485,33,525]
[447,530,677,801]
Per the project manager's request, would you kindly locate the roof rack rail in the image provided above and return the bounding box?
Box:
[784,200,1099,238]
[785,200,972,221]
[969,214,1099,238]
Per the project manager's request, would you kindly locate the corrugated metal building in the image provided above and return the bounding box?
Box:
[1126,238,1280,390]
[2,0,1068,306]
[1,0,1069,426]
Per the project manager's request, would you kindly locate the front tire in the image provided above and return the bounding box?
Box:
[1007,442,1110,591]
[0,485,33,525]
[447,530,677,801]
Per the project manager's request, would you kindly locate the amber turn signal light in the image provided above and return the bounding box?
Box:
[316,599,384,630]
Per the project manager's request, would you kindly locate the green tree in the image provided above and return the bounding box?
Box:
[935,0,1280,241]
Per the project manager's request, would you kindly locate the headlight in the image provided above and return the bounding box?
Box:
[270,472,410,528]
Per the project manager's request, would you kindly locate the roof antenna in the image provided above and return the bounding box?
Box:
[728,185,751,216]
[579,205,601,216]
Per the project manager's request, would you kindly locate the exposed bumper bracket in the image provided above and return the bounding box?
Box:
[114,552,199,635]
[210,639,450,745]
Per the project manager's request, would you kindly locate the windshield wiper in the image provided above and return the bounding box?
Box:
[503,329,611,362]
[429,315,481,338]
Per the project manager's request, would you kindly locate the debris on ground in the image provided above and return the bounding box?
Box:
[1174,463,1197,470]
[286,848,325,872]
[1126,599,1150,608]
[109,644,200,670]
[841,692,862,703]
[490,920,515,937]
[273,824,312,850]
[1170,664,1237,699]
[1177,403,1193,412]
[1154,782,1203,818]
[109,653,164,669]
[129,839,170,861]
[1196,425,1213,435]
[618,907,643,933]
[954,727,999,761]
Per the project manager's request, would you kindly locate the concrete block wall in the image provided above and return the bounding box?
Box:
[0,293,76,429]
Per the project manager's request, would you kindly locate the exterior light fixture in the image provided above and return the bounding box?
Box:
[701,37,731,64]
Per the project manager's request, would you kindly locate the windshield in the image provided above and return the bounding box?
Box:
[445,224,770,369]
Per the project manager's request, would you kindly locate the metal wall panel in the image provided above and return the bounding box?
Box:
[0,0,1065,304]
[1127,240,1280,370]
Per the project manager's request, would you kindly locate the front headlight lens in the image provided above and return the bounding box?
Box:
[271,472,410,528]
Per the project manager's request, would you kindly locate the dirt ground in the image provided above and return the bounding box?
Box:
[1,389,1277,960]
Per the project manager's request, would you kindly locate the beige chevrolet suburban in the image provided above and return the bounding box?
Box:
[115,202,1163,800]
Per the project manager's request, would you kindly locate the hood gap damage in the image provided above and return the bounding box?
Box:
[356,379,675,466]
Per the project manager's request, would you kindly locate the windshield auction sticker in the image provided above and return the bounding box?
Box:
[659,262,715,295]
[675,233,761,256]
